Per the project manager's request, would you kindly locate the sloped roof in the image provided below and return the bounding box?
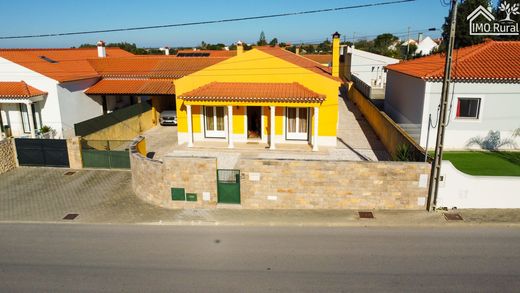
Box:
[302,54,332,65]
[386,40,520,81]
[255,47,341,82]
[85,79,175,95]
[0,48,133,82]
[176,49,236,57]
[180,82,325,103]
[88,57,228,79]
[0,81,46,98]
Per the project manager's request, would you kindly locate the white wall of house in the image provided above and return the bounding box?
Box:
[384,71,426,125]
[421,81,520,149]
[385,69,520,150]
[57,78,103,138]
[0,57,62,137]
[345,47,399,88]
[437,161,520,209]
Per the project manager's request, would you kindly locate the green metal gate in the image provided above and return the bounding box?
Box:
[81,140,131,169]
[217,169,241,204]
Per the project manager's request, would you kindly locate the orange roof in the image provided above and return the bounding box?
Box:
[85,79,175,95]
[0,81,46,98]
[386,40,520,81]
[88,57,228,79]
[0,48,133,83]
[176,49,236,57]
[302,54,332,65]
[180,82,325,103]
[256,46,340,82]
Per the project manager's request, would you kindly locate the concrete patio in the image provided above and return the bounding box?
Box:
[142,95,390,168]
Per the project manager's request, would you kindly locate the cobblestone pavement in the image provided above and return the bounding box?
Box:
[1,168,520,226]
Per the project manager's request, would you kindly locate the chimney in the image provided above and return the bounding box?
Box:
[295,47,300,55]
[160,46,170,55]
[418,33,424,43]
[331,32,340,78]
[97,41,106,58]
[236,41,244,55]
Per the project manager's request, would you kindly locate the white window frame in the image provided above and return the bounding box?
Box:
[285,107,309,140]
[204,106,226,138]
[455,97,482,120]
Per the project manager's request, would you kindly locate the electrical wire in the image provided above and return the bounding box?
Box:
[0,0,416,40]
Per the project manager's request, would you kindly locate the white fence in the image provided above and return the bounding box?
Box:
[437,161,520,209]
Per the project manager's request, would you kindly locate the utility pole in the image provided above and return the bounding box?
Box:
[427,0,458,211]
[406,26,410,59]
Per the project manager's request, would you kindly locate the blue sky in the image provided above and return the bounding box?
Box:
[0,0,452,48]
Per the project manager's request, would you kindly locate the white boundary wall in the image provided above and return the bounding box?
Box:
[437,161,520,209]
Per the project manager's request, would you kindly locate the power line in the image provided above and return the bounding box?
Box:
[0,0,416,40]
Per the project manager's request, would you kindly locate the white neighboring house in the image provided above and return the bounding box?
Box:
[415,36,439,56]
[343,46,399,88]
[384,40,520,150]
[0,43,133,139]
[402,34,440,56]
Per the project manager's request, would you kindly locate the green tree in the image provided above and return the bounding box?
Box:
[269,38,279,47]
[441,0,491,48]
[494,0,520,41]
[316,38,331,53]
[257,31,267,46]
[373,33,399,51]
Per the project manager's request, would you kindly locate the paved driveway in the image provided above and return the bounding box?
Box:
[0,167,177,223]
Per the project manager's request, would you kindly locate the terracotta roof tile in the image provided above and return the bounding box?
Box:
[301,54,332,65]
[255,47,340,82]
[0,48,133,83]
[175,49,236,57]
[0,81,46,98]
[180,82,325,103]
[85,79,175,95]
[88,57,228,79]
[386,40,520,81]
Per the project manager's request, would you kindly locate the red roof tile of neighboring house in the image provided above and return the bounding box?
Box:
[85,79,175,95]
[88,57,228,79]
[0,81,46,98]
[0,48,134,83]
[255,46,340,82]
[386,40,520,81]
[175,49,237,57]
[301,54,332,65]
[180,82,325,103]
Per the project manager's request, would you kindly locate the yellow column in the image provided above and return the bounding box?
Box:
[332,31,341,78]
[269,106,275,150]
[187,105,193,147]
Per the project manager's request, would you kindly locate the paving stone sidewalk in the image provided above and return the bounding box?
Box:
[1,168,519,226]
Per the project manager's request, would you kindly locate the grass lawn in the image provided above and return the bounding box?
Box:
[441,151,520,176]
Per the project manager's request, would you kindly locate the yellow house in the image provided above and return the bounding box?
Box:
[175,33,343,151]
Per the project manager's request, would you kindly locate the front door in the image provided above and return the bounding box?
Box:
[286,107,309,140]
[247,106,262,139]
[217,169,241,204]
[204,106,226,138]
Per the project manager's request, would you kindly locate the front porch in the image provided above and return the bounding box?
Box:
[0,82,46,139]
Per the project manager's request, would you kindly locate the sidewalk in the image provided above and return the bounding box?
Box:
[0,168,519,227]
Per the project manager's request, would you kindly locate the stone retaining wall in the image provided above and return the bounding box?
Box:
[0,139,16,175]
[131,137,431,210]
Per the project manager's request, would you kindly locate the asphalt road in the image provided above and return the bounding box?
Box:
[1,224,519,292]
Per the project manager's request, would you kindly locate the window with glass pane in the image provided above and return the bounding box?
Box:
[298,108,308,133]
[287,108,296,133]
[286,107,308,140]
[216,107,225,131]
[457,98,481,119]
[205,106,214,130]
